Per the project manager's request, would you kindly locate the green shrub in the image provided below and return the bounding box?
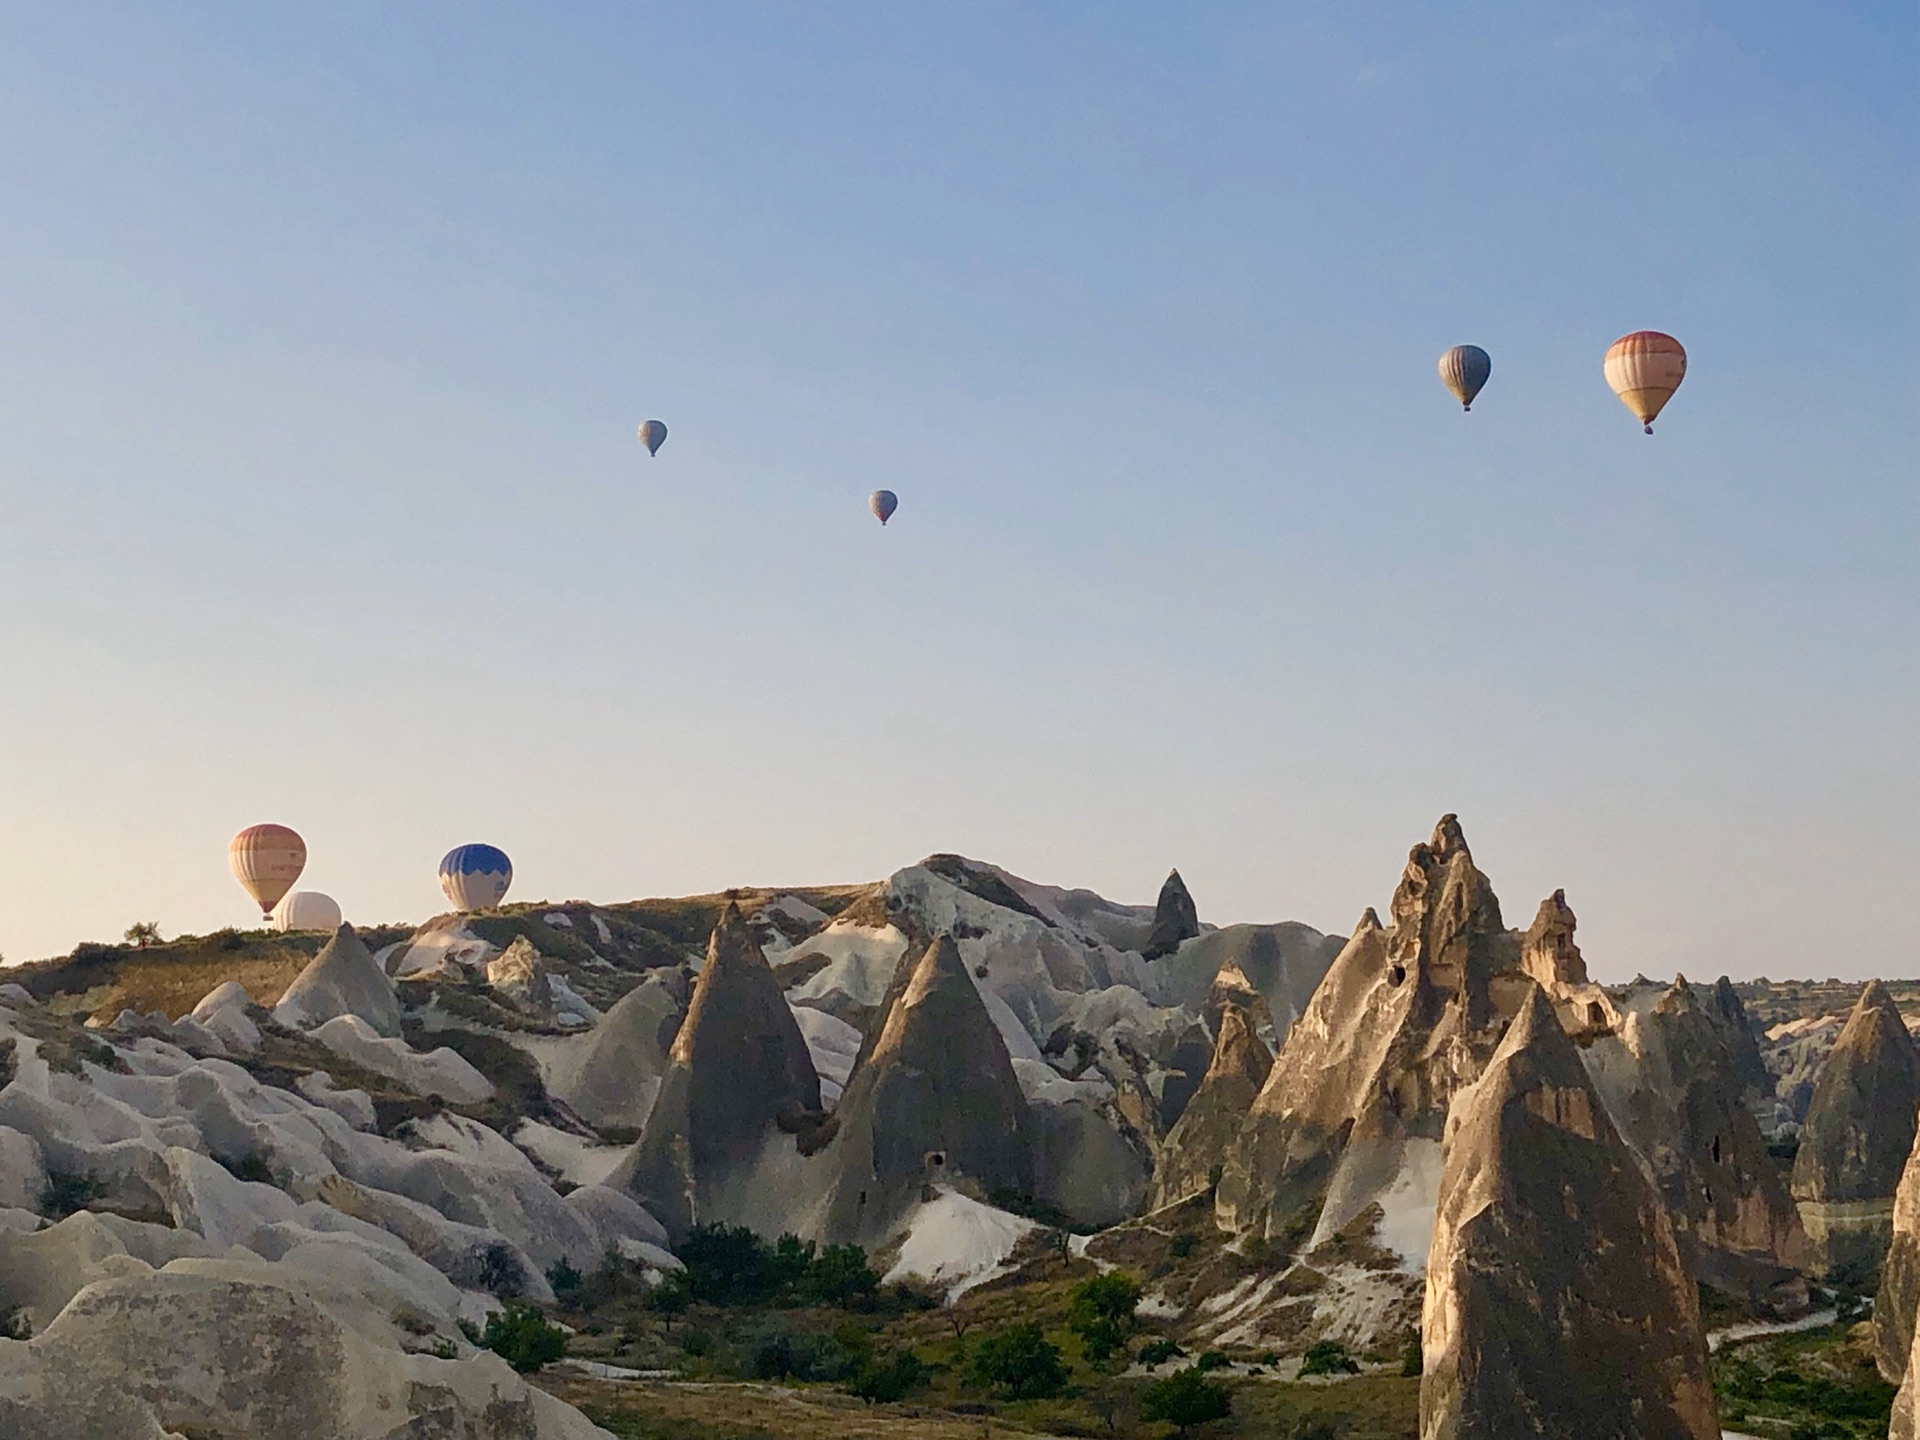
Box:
[1299,1339,1359,1377]
[480,1303,567,1373]
[967,1323,1067,1399]
[546,1257,583,1299]
[1142,1366,1232,1434]
[1195,1349,1230,1372]
[1401,1331,1423,1377]
[41,1171,105,1218]
[673,1223,878,1308]
[1067,1270,1141,1363]
[1170,1232,1199,1258]
[1137,1337,1185,1368]
[846,1348,930,1404]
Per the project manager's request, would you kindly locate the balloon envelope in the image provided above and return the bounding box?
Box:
[870,490,898,525]
[637,420,668,456]
[273,890,342,933]
[1604,332,1686,433]
[440,844,513,912]
[230,824,306,917]
[1438,345,1492,410]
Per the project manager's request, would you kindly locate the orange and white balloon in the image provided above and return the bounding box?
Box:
[229,824,307,918]
[1604,331,1687,434]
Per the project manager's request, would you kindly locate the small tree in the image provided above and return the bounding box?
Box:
[847,1348,929,1404]
[1400,1330,1423,1377]
[1067,1270,1142,1364]
[1142,1366,1232,1435]
[1299,1339,1359,1377]
[967,1323,1067,1400]
[123,922,162,949]
[479,1303,567,1373]
[648,1274,689,1331]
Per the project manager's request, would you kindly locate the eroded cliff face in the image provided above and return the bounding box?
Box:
[610,903,821,1238]
[1149,1003,1273,1210]
[1790,980,1920,1274]
[1215,816,1525,1253]
[1421,986,1719,1440]
[1583,977,1810,1301]
[1879,1126,1920,1383]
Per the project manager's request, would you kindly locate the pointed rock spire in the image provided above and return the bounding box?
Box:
[1151,1004,1273,1209]
[1520,890,1587,988]
[1421,984,1719,1440]
[1143,869,1201,960]
[809,933,1032,1243]
[271,924,400,1037]
[1791,980,1920,1272]
[610,903,820,1238]
[1705,977,1772,1099]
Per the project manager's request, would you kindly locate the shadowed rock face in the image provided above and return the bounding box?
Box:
[1707,975,1772,1100]
[1878,1126,1920,1382]
[1585,978,1809,1298]
[1216,816,1524,1246]
[610,904,820,1238]
[1421,985,1719,1440]
[1143,869,1201,960]
[271,924,400,1037]
[552,971,686,1133]
[1790,980,1920,1273]
[1150,1004,1272,1209]
[811,934,1032,1244]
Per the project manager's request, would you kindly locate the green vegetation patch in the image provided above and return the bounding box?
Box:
[1713,1321,1894,1439]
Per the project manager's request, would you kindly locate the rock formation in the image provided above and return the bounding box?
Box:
[804,934,1032,1244]
[1518,889,1619,1039]
[1706,975,1772,1101]
[1789,979,1920,1273]
[1216,816,1525,1254]
[1150,1003,1272,1209]
[1878,1125,1920,1382]
[1583,977,1809,1300]
[1421,985,1719,1440]
[549,971,686,1133]
[272,924,401,1037]
[0,1218,605,1439]
[610,903,820,1238]
[486,935,555,1013]
[1143,868,1201,959]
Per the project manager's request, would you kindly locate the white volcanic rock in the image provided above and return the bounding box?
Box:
[0,1240,608,1439]
[881,1187,1040,1300]
[293,1071,378,1130]
[274,924,402,1037]
[785,919,914,1025]
[387,917,498,980]
[311,1015,495,1104]
[0,1125,48,1212]
[189,980,263,1055]
[488,935,557,1012]
[789,1003,862,1107]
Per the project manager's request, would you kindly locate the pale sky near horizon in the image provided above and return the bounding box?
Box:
[0,4,1913,980]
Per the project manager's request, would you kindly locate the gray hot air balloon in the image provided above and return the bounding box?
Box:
[869,490,898,526]
[1437,345,1492,411]
[637,420,668,456]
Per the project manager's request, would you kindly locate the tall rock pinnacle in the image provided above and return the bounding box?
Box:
[609,903,820,1238]
[806,933,1032,1244]
[1790,979,1920,1273]
[1143,869,1201,960]
[1150,1003,1272,1209]
[1421,985,1719,1440]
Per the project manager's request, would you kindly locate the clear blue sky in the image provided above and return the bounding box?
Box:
[0,3,1913,979]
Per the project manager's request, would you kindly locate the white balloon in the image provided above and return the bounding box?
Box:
[273,890,343,933]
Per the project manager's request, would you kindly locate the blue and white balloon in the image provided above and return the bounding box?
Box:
[439,844,513,912]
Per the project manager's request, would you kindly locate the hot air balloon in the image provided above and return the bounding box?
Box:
[230,824,306,919]
[870,490,898,526]
[1438,345,1492,411]
[1604,332,1686,434]
[637,420,668,456]
[273,890,342,933]
[439,844,512,912]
